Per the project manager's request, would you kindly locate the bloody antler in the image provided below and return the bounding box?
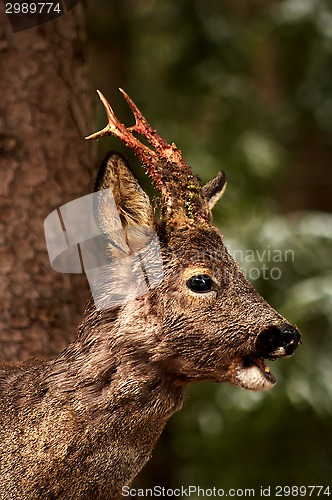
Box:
[86,89,210,224]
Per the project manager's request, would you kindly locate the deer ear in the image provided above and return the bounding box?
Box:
[95,152,155,254]
[202,171,227,210]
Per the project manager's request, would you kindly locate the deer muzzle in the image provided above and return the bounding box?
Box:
[255,324,301,358]
[232,323,301,391]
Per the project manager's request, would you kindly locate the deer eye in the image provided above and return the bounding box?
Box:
[186,274,212,293]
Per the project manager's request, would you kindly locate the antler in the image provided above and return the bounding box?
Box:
[86,89,210,225]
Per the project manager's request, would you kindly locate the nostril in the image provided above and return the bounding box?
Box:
[277,325,302,357]
[255,323,301,358]
[279,324,302,351]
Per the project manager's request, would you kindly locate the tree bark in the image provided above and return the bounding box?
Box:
[0,5,94,361]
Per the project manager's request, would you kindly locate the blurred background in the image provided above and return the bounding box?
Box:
[1,0,331,496]
[85,0,332,495]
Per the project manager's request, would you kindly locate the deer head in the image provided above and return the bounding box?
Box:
[85,89,301,391]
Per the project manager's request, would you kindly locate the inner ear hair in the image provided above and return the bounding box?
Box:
[202,171,227,210]
[94,151,132,192]
[94,152,156,254]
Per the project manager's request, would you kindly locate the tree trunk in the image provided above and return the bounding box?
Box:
[0,5,94,362]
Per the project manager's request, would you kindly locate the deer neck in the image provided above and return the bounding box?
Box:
[45,299,183,492]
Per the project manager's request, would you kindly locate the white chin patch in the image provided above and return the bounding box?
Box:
[233,364,276,391]
[270,346,287,356]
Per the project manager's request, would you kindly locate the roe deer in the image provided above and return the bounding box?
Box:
[0,89,301,499]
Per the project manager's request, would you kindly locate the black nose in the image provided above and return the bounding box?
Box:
[255,324,302,358]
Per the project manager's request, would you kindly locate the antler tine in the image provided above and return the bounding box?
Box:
[120,88,186,167]
[86,90,164,188]
[85,91,116,141]
[119,88,170,152]
[85,90,143,144]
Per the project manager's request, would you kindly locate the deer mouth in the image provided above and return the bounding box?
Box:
[231,323,301,391]
[229,355,278,391]
[241,355,276,389]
